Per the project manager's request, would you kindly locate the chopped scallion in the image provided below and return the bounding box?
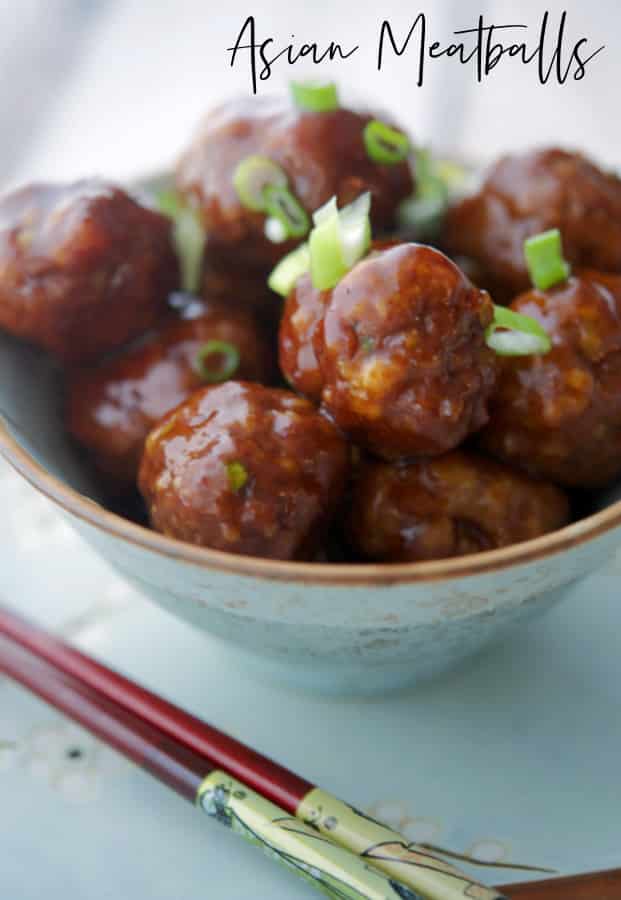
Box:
[267,243,311,297]
[363,120,410,165]
[485,305,552,356]
[262,184,310,239]
[264,217,288,243]
[290,80,339,112]
[155,189,205,293]
[233,155,288,212]
[193,340,240,383]
[226,461,248,492]
[309,192,371,290]
[524,229,571,291]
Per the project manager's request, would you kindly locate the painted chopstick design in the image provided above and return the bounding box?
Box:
[197,771,426,900]
[0,606,505,899]
[0,628,421,900]
[299,791,504,900]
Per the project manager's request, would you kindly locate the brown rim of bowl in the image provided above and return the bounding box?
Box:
[2,415,620,586]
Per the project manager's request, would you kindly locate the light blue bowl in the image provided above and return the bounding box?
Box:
[2,165,621,695]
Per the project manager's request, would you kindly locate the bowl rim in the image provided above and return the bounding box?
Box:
[1,414,620,586]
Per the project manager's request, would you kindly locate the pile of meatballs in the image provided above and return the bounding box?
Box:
[2,88,621,564]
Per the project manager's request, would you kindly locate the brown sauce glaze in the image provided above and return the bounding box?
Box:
[138,382,349,560]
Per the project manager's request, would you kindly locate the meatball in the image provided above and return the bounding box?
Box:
[316,243,497,459]
[279,272,330,402]
[347,452,569,563]
[0,180,179,363]
[138,382,349,559]
[278,240,400,403]
[201,248,277,315]
[480,270,621,488]
[67,298,274,490]
[443,148,621,301]
[176,96,414,270]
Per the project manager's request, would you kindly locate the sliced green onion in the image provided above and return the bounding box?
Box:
[363,120,410,165]
[524,229,571,291]
[262,184,310,239]
[433,158,474,196]
[193,340,240,382]
[398,177,448,240]
[233,155,287,211]
[226,461,248,492]
[309,192,371,291]
[337,192,371,266]
[312,196,338,227]
[290,80,339,112]
[155,189,183,218]
[485,305,552,356]
[267,243,311,296]
[397,147,451,240]
[156,189,205,293]
[264,217,288,243]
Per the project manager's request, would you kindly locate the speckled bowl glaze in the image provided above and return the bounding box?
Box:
[1,177,621,694]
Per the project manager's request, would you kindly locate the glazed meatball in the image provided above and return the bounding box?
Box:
[0,180,179,363]
[278,241,400,403]
[176,97,414,270]
[201,247,278,317]
[443,148,621,301]
[67,298,274,490]
[138,382,349,559]
[347,452,569,563]
[279,272,329,402]
[316,243,497,459]
[480,271,621,487]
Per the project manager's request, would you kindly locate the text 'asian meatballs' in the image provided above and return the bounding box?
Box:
[0,180,179,363]
[347,452,569,563]
[480,270,621,488]
[176,96,414,271]
[138,382,349,560]
[443,148,621,301]
[67,298,274,490]
[316,243,497,460]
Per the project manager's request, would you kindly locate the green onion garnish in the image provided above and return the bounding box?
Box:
[262,184,310,240]
[524,229,571,291]
[264,217,288,243]
[267,243,311,296]
[485,306,552,356]
[156,189,205,293]
[290,80,339,112]
[309,192,371,291]
[397,148,449,240]
[226,461,248,492]
[363,120,410,165]
[193,340,240,382]
[233,156,309,242]
[313,196,338,227]
[233,155,288,212]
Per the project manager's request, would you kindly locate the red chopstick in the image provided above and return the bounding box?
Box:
[0,605,309,809]
[0,628,208,801]
[1,606,616,898]
[2,621,435,900]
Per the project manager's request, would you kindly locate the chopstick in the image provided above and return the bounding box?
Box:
[0,604,506,900]
[499,868,621,898]
[0,625,423,900]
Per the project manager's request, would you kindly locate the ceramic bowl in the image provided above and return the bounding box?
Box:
[2,177,621,695]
